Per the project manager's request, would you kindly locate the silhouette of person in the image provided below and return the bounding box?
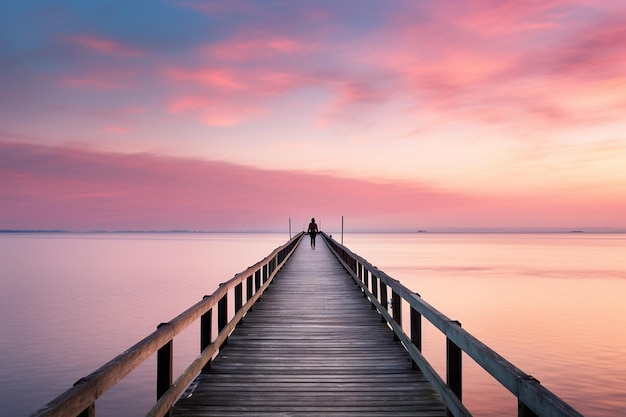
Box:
[307,218,318,249]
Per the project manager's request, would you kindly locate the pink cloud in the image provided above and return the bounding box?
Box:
[318,76,395,125]
[50,2,626,136]
[89,107,148,118]
[548,14,626,80]
[102,125,132,134]
[204,36,315,61]
[2,141,624,232]
[0,141,467,231]
[65,34,142,57]
[340,1,625,129]
[55,2,626,133]
[168,94,265,126]
[163,64,309,95]
[162,64,311,125]
[164,68,245,90]
[61,69,138,90]
[438,0,568,37]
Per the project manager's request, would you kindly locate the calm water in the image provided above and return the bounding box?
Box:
[345,233,626,417]
[1,233,624,416]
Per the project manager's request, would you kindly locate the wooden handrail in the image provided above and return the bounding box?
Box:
[30,232,304,417]
[322,232,584,417]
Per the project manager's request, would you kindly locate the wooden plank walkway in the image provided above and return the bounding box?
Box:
[172,238,446,416]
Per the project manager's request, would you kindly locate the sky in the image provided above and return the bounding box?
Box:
[1,0,626,232]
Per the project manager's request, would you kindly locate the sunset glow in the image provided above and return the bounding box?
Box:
[1,1,625,231]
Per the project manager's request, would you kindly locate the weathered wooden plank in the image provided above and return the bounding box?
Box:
[172,241,446,416]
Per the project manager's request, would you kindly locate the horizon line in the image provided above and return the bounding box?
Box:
[2,227,626,234]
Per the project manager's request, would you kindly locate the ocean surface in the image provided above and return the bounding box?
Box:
[1,232,624,416]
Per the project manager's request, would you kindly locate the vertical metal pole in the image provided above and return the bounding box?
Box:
[341,215,344,245]
[289,217,291,239]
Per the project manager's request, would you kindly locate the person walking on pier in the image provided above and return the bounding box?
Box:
[308,218,318,249]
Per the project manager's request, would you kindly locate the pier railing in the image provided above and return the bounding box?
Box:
[323,232,583,417]
[30,232,304,417]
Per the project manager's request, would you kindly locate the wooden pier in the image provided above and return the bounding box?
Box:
[31,232,584,417]
[172,236,445,416]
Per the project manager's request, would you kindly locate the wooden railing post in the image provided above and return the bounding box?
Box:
[246,275,253,301]
[76,404,94,417]
[371,275,378,309]
[74,379,94,417]
[519,400,539,417]
[200,304,212,373]
[410,292,422,370]
[360,266,368,298]
[380,282,388,322]
[363,268,370,288]
[392,290,401,341]
[156,322,173,417]
[235,282,243,313]
[447,320,462,417]
[218,294,228,346]
[278,248,284,264]
[255,270,261,291]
